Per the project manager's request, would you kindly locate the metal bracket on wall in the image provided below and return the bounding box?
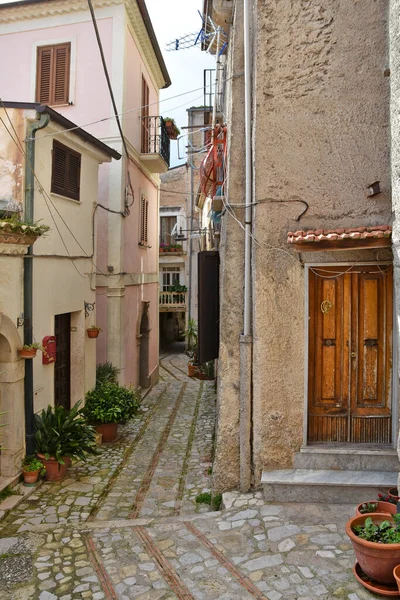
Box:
[84,301,95,319]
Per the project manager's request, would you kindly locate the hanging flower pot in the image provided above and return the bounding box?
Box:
[87,326,102,339]
[18,345,38,359]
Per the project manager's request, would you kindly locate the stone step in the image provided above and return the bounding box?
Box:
[294,446,399,472]
[262,469,398,504]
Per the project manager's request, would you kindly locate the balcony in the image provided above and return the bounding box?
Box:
[159,291,187,312]
[140,116,170,173]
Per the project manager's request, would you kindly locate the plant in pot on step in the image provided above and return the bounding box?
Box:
[21,455,46,486]
[87,325,102,339]
[34,401,98,482]
[346,512,400,587]
[83,382,140,442]
[356,500,397,516]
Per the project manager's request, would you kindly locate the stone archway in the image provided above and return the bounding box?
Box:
[0,312,25,478]
[138,302,151,388]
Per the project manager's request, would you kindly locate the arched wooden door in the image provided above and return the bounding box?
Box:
[308,265,393,444]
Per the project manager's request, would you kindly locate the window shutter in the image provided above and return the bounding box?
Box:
[51,141,81,201]
[36,43,70,106]
[36,47,53,104]
[54,44,70,105]
[140,196,149,245]
[51,143,68,196]
[67,152,81,200]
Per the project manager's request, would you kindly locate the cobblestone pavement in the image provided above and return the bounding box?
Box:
[0,352,381,599]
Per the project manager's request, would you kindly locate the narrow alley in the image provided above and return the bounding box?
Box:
[0,352,374,600]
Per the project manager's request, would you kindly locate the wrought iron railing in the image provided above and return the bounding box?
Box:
[141,116,170,167]
[159,291,187,308]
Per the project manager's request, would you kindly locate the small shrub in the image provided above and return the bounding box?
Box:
[212,493,222,511]
[195,492,212,505]
[84,382,140,424]
[96,362,120,386]
[22,455,46,475]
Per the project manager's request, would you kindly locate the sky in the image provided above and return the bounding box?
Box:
[0,0,215,167]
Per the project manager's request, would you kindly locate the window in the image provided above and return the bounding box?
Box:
[162,266,181,291]
[160,216,177,245]
[36,43,71,106]
[141,76,150,153]
[140,195,149,245]
[51,140,81,201]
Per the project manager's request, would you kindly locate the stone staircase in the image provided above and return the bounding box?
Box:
[262,446,399,504]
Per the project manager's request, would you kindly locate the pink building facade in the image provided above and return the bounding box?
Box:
[0,0,171,388]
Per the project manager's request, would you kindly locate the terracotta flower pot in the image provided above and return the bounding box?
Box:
[87,329,100,339]
[18,348,37,359]
[188,363,201,378]
[393,564,400,593]
[95,422,118,443]
[389,488,399,502]
[22,469,40,485]
[356,501,397,516]
[37,454,68,482]
[346,513,400,584]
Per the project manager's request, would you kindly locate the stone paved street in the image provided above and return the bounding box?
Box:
[0,352,382,599]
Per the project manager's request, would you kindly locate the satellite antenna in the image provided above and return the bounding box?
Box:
[165,11,227,53]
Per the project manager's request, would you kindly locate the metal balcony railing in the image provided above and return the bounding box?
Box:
[141,116,170,167]
[159,291,187,309]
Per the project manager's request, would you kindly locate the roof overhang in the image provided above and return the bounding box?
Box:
[1,101,121,160]
[287,225,392,252]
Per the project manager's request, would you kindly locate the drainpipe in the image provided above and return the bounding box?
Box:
[24,112,50,454]
[239,0,253,492]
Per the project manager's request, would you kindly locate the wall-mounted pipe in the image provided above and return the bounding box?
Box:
[24,112,50,455]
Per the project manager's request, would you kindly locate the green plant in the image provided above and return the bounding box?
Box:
[96,362,120,386]
[212,493,222,511]
[34,401,98,465]
[167,283,187,293]
[196,492,211,505]
[0,215,49,237]
[354,514,400,543]
[0,486,17,503]
[185,318,198,354]
[199,361,214,378]
[22,456,46,475]
[163,117,181,135]
[87,325,102,332]
[359,502,379,514]
[378,493,398,505]
[19,343,45,352]
[84,382,140,425]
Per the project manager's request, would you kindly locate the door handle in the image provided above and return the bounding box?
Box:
[351,352,356,358]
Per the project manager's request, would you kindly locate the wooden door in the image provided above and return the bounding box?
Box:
[308,265,393,443]
[54,313,71,411]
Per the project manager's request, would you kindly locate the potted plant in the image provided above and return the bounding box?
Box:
[356,501,397,516]
[378,492,398,505]
[388,488,399,502]
[175,244,183,253]
[87,325,102,339]
[84,382,140,442]
[346,512,400,585]
[34,401,98,482]
[163,117,180,140]
[18,343,45,359]
[22,455,46,486]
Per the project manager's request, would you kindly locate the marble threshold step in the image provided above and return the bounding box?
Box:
[261,469,398,504]
[294,446,399,472]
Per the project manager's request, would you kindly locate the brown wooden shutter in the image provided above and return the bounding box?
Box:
[141,76,150,153]
[140,196,149,244]
[51,140,81,201]
[36,47,53,104]
[36,43,70,106]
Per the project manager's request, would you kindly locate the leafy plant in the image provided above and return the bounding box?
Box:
[196,492,211,504]
[0,215,49,237]
[378,493,397,505]
[199,361,215,378]
[212,493,222,511]
[353,514,400,543]
[96,362,120,386]
[19,343,45,352]
[163,117,181,136]
[359,502,378,514]
[22,455,46,475]
[0,486,17,503]
[87,325,102,332]
[84,382,140,424]
[185,318,198,355]
[34,401,98,465]
[167,283,187,293]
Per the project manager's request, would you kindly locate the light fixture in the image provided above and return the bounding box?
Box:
[367,181,381,197]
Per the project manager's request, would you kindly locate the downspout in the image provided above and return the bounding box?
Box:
[24,112,50,454]
[239,0,253,492]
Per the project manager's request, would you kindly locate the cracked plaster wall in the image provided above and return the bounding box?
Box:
[214,0,393,490]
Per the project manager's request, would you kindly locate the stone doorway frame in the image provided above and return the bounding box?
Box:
[138,301,151,388]
[0,312,25,478]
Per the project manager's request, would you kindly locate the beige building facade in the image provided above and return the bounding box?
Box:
[0,104,118,479]
[209,0,400,493]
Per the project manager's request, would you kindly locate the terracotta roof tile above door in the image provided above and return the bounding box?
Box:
[287,225,392,251]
